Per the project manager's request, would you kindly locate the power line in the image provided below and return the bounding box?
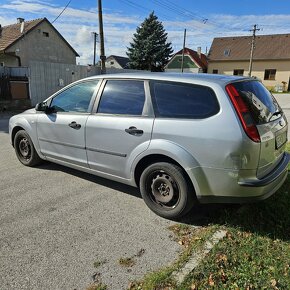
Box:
[119,0,172,20]
[52,0,72,23]
[149,0,246,32]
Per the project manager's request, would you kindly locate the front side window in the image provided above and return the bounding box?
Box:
[97,80,145,115]
[151,81,220,119]
[264,69,276,80]
[50,81,98,112]
[212,69,218,74]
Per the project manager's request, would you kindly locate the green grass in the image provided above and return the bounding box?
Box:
[129,144,290,289]
[128,227,216,289]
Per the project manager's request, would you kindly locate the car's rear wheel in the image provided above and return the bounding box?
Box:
[140,162,196,219]
[14,130,42,167]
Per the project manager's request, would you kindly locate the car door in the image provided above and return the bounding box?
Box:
[85,79,154,179]
[37,80,100,167]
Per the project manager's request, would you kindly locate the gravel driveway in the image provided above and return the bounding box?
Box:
[0,116,181,290]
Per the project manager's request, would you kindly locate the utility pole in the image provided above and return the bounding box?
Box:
[248,24,260,77]
[92,32,98,66]
[181,29,186,73]
[98,0,106,74]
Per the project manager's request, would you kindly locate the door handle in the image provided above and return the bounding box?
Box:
[125,126,144,135]
[68,121,81,129]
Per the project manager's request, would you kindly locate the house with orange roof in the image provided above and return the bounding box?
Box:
[0,17,79,67]
[207,34,290,91]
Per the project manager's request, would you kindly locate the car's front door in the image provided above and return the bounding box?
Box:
[85,79,154,179]
[37,80,99,167]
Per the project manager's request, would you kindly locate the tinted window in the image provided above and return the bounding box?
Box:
[50,81,98,112]
[151,81,219,118]
[98,80,145,115]
[232,80,280,124]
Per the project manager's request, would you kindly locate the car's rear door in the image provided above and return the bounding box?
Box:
[37,80,100,167]
[85,79,154,179]
[232,80,288,178]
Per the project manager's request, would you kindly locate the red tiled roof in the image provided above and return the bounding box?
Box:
[208,34,290,61]
[0,18,79,56]
[0,18,44,51]
[169,47,208,69]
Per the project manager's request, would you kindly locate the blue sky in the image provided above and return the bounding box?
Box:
[1,0,290,64]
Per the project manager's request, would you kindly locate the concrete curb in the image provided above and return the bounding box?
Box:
[172,229,227,285]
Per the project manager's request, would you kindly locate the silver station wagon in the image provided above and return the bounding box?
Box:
[9,73,289,219]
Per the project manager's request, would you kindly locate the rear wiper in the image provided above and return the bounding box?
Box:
[269,110,283,121]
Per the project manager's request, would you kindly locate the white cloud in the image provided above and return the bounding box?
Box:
[1,1,290,63]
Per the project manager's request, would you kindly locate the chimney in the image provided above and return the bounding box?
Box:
[197,47,202,58]
[17,17,25,23]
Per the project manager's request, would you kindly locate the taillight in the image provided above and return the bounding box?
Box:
[226,84,260,142]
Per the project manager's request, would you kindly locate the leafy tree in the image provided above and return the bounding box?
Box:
[127,12,173,72]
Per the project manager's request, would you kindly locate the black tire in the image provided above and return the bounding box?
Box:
[139,162,196,219]
[14,130,42,167]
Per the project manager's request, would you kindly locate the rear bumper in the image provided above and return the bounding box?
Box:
[193,152,289,204]
[238,152,290,187]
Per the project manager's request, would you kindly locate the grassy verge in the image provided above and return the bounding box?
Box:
[128,226,216,289]
[129,145,290,289]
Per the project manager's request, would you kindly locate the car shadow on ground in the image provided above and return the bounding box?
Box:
[36,161,290,242]
[37,161,142,199]
[180,175,290,242]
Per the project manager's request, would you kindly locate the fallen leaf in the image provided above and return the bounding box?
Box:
[208,274,215,286]
[270,278,277,287]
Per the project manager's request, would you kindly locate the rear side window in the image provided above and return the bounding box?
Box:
[151,81,219,118]
[232,80,280,124]
[97,80,145,115]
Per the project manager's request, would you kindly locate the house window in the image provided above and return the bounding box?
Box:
[0,62,4,67]
[264,69,276,80]
[110,61,114,65]
[233,69,244,76]
[212,69,218,74]
[43,32,49,37]
[224,49,231,56]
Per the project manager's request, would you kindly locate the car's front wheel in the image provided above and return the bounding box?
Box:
[14,130,42,167]
[139,162,196,219]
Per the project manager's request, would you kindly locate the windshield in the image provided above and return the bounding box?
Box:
[232,80,281,124]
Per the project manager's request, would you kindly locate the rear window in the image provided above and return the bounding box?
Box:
[151,81,220,119]
[232,80,280,124]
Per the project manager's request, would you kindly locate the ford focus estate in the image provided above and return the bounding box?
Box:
[9,73,289,219]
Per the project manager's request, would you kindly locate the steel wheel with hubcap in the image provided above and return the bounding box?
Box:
[14,130,42,166]
[140,162,196,219]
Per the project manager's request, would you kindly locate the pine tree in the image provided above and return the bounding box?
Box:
[127,12,173,72]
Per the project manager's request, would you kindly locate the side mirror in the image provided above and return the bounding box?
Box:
[35,102,47,111]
